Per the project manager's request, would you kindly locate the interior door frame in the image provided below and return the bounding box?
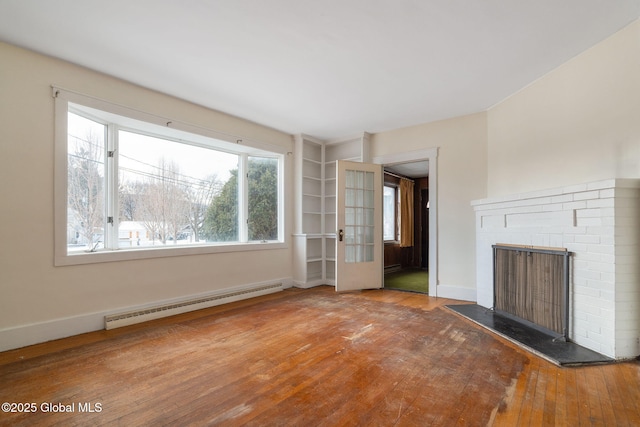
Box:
[372,147,439,297]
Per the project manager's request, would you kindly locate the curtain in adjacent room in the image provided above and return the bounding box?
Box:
[399,178,414,247]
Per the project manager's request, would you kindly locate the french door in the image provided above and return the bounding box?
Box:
[335,160,383,291]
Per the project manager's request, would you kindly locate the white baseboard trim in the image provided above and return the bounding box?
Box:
[0,312,105,353]
[434,284,477,302]
[0,278,292,352]
[292,279,334,289]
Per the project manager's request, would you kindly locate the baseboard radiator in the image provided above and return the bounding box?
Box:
[493,244,571,340]
[105,282,283,330]
[384,264,402,274]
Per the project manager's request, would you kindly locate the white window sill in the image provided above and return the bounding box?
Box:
[55,241,287,266]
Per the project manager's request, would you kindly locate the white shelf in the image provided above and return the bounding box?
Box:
[303,158,322,179]
[303,141,322,161]
[306,238,322,260]
[295,134,367,287]
[303,194,321,213]
[303,177,321,195]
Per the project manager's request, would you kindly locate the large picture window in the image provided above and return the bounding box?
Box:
[56,89,285,265]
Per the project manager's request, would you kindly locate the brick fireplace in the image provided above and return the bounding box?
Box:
[472,179,640,359]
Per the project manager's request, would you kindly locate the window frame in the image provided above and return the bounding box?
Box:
[54,87,287,266]
[383,184,399,243]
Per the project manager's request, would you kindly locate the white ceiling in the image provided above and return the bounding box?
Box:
[1,1,638,140]
[385,161,429,179]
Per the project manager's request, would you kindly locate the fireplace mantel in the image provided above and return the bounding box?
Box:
[472,179,640,359]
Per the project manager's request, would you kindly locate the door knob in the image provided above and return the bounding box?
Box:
[338,229,344,242]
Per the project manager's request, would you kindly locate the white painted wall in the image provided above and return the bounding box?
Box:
[487,20,640,198]
[371,113,488,300]
[0,42,294,351]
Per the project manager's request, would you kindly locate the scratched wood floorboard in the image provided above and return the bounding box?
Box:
[1,286,639,426]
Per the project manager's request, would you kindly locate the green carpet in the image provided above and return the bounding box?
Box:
[384,268,428,293]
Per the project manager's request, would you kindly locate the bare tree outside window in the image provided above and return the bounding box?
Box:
[185,174,221,243]
[67,114,105,251]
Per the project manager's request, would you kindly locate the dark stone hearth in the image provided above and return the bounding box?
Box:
[446,304,614,366]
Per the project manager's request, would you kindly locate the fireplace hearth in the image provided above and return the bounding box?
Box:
[472,179,640,360]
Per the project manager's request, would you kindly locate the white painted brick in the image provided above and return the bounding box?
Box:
[599,290,615,302]
[585,322,603,337]
[586,244,614,255]
[572,259,588,270]
[572,321,589,337]
[506,210,574,228]
[543,203,565,212]
[563,201,587,210]
[587,198,615,208]
[574,335,608,355]
[551,194,574,203]
[585,280,613,292]
[575,216,602,227]
[567,226,587,234]
[574,190,600,201]
[574,234,600,244]
[574,268,601,281]
[600,272,615,283]
[599,188,615,198]
[573,277,588,288]
[586,226,615,236]
[579,251,614,264]
[508,205,545,215]
[601,207,616,218]
[600,235,614,245]
[574,294,606,311]
[548,235,564,247]
[572,307,588,321]
[480,214,505,229]
[593,313,614,329]
[565,243,588,253]
[574,285,601,298]
[576,208,603,218]
[586,329,605,345]
[585,261,615,274]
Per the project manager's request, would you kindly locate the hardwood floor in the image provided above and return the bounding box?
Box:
[1,286,638,426]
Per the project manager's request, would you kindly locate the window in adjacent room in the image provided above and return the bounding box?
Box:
[383,185,398,241]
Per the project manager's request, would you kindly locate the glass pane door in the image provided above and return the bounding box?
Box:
[336,160,382,292]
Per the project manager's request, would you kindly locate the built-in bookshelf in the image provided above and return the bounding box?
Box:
[293,133,370,287]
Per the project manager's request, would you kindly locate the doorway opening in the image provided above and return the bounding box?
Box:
[382,160,429,293]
